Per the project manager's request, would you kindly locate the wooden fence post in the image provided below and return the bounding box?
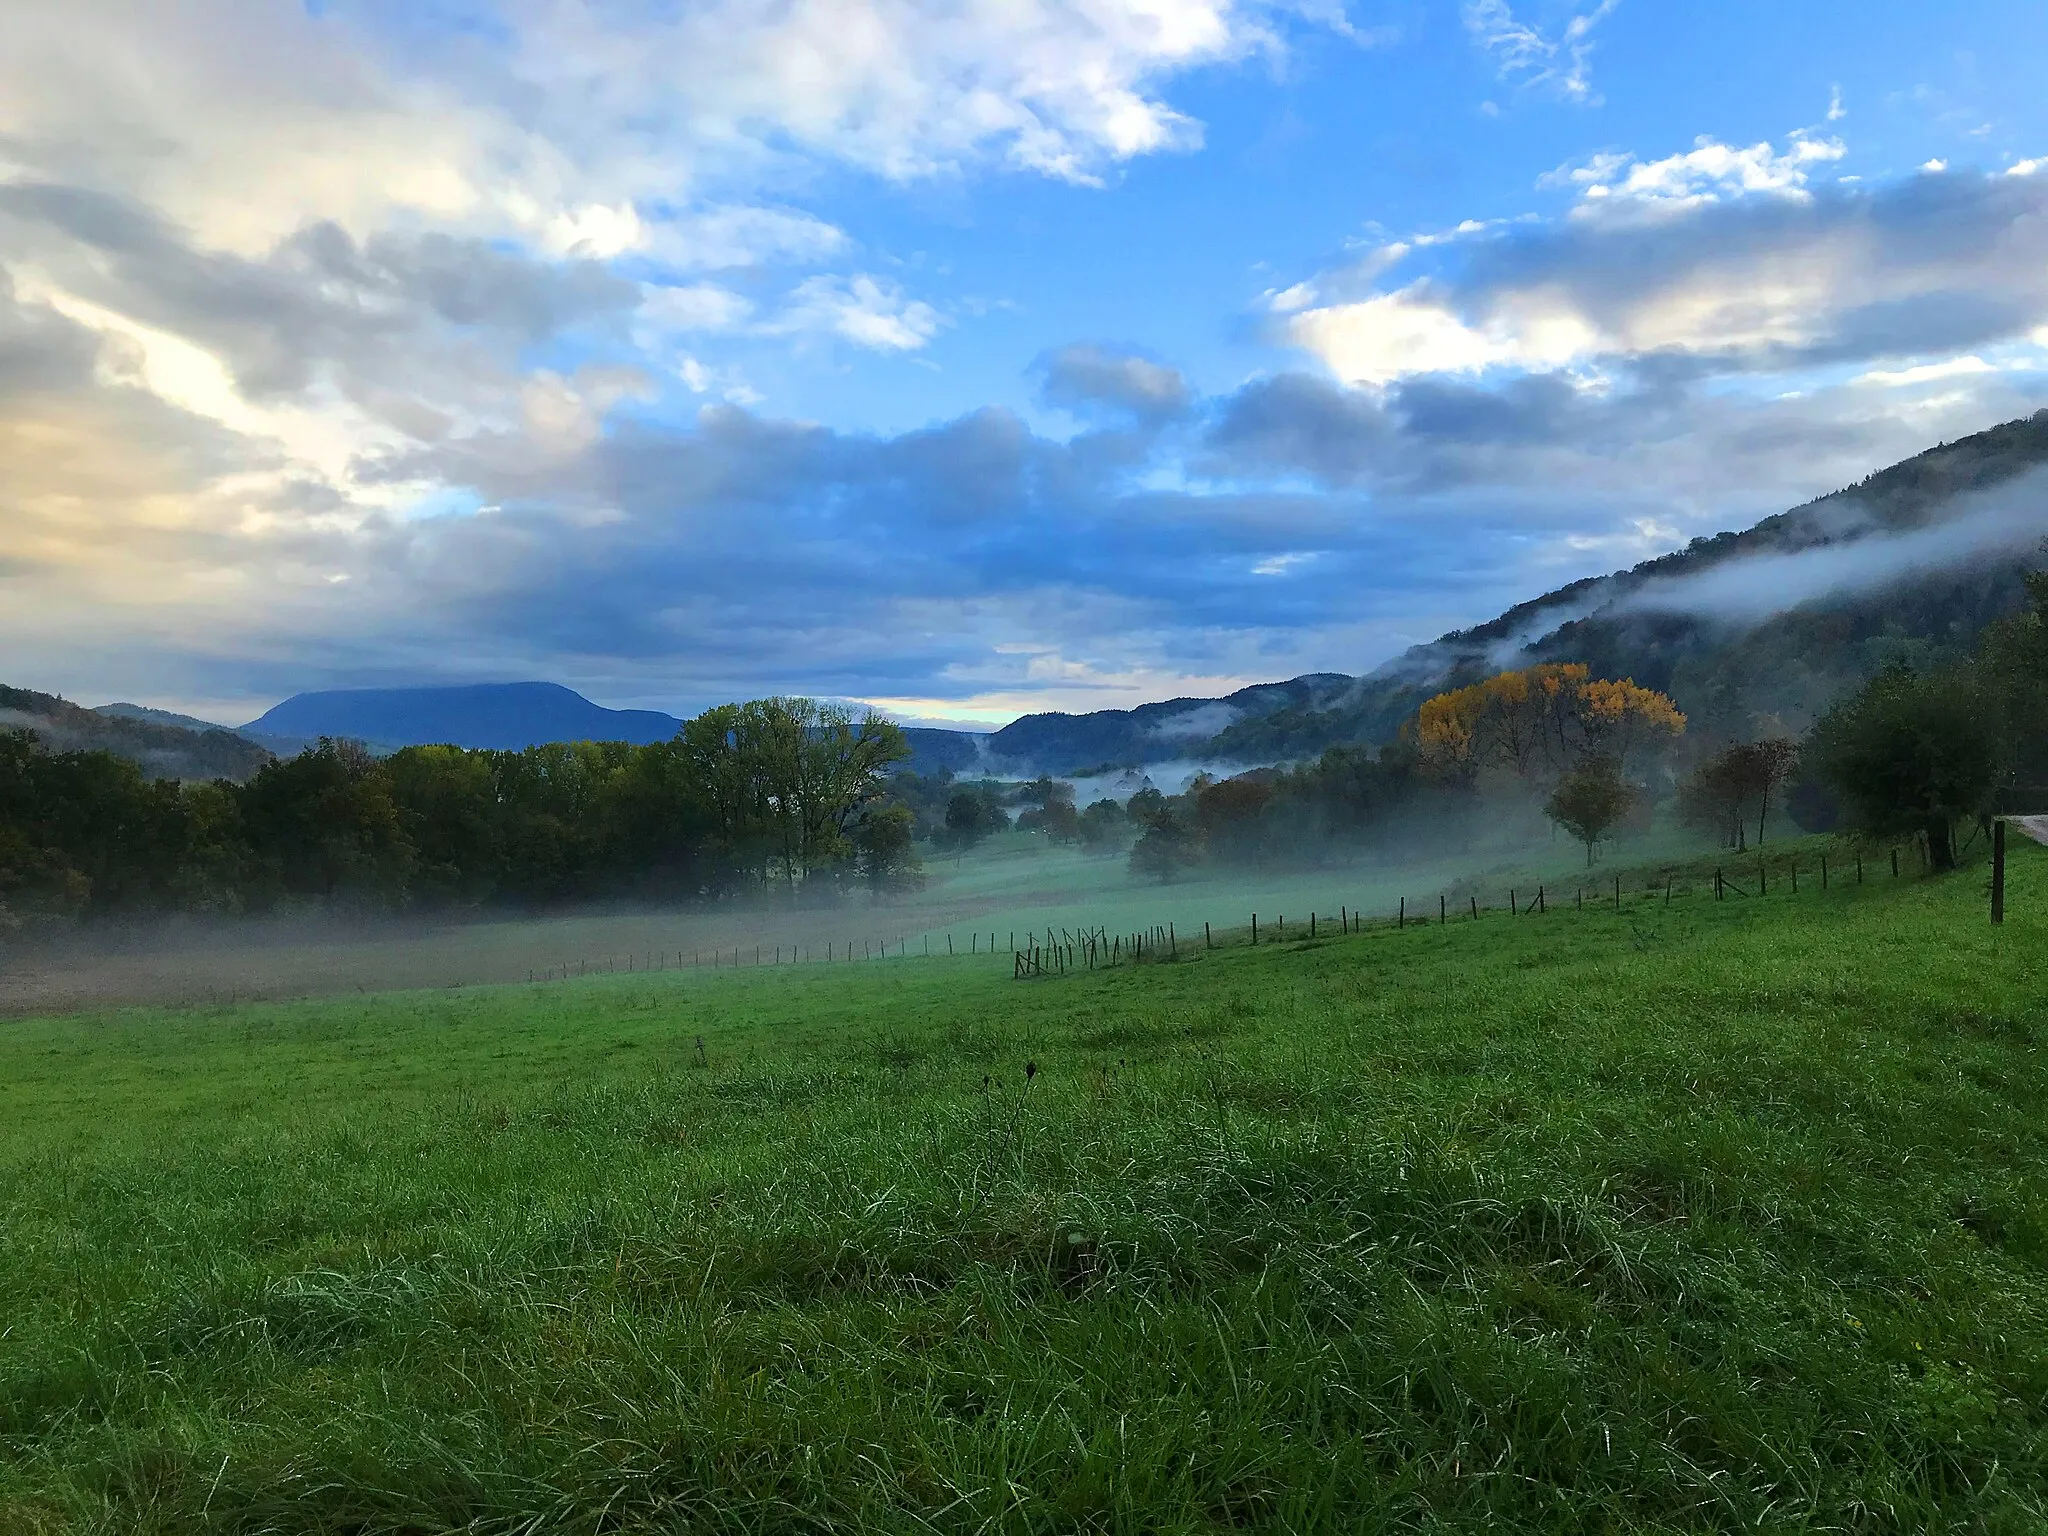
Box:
[1398,898,1404,929]
[1992,818,2007,925]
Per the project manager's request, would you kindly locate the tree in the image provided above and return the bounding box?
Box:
[939,785,1008,849]
[1677,749,1751,849]
[1018,796,1082,843]
[1194,777,1273,865]
[1732,739,1798,844]
[852,804,924,892]
[1544,755,1634,865]
[1677,738,1798,849]
[386,744,503,905]
[1418,665,1684,787]
[1125,786,1168,826]
[236,738,413,906]
[1128,809,1199,883]
[1077,797,1129,852]
[1807,663,2003,870]
[1976,559,2048,799]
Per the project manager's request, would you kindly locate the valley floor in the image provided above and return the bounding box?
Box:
[1,838,2044,1530]
[0,822,1709,1016]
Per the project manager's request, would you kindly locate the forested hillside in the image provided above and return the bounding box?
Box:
[1203,411,2048,763]
[0,687,271,782]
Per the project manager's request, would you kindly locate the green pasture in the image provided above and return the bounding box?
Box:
[874,817,1717,959]
[1,836,2044,1531]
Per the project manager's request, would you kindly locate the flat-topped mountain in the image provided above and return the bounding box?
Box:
[242,682,684,752]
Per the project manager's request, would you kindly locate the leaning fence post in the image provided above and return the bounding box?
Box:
[1537,886,1545,914]
[1251,913,1258,945]
[1510,888,1517,916]
[1398,897,1404,929]
[1470,896,1478,920]
[1440,894,1446,923]
[1613,875,1621,911]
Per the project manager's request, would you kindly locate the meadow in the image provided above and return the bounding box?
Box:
[1,836,2044,1531]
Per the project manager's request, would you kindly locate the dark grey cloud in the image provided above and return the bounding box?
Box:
[1035,342,1193,424]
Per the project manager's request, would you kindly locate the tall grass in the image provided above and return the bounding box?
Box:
[1,839,2043,1531]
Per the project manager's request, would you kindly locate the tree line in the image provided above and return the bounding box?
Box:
[0,698,918,927]
[1106,562,2047,880]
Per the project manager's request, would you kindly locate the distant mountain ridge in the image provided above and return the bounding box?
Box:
[243,682,683,752]
[237,682,994,776]
[2,687,272,781]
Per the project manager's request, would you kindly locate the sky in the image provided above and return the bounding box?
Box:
[4,1,2048,727]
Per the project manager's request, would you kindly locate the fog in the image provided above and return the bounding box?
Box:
[1618,472,2048,626]
[2,801,1610,1018]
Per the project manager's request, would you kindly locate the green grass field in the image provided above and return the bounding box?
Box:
[3,838,2045,1531]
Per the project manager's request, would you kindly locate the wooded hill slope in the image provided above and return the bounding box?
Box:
[0,687,272,782]
[1202,410,2048,764]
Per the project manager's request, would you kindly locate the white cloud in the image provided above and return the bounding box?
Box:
[773,275,947,351]
[1852,356,1999,388]
[639,283,755,334]
[1462,0,1620,103]
[1282,138,2048,386]
[1283,283,1596,384]
[1551,134,1846,214]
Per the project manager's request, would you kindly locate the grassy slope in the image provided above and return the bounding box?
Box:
[2,841,2045,1532]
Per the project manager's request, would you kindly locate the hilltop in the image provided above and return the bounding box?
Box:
[0,686,272,782]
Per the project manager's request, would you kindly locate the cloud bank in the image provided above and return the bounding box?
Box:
[1,7,2046,723]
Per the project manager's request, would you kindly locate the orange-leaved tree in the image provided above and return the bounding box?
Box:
[1416,664,1684,786]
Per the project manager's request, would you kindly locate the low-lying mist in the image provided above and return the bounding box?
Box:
[2,803,1674,1018]
[1619,472,2048,626]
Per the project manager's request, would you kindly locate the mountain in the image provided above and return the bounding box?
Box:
[1219,409,2048,758]
[96,702,238,734]
[243,683,686,751]
[946,411,2048,775]
[970,674,1358,775]
[240,684,998,774]
[3,687,273,781]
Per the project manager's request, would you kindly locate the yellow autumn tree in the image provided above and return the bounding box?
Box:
[1416,664,1683,784]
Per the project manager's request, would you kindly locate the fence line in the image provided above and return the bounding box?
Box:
[508,842,1937,988]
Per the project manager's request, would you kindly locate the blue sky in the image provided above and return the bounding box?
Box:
[3,0,2046,725]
